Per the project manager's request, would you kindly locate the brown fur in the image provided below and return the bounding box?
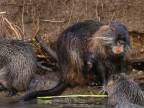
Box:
[88,25,112,59]
[56,20,130,86]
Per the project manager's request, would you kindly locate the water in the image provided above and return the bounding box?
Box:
[0,101,106,108]
[0,96,106,108]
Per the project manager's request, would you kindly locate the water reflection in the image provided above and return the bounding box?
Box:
[0,100,106,108]
[0,96,105,108]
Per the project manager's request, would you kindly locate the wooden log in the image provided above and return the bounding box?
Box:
[128,57,144,70]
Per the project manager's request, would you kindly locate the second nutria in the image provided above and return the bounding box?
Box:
[104,73,144,107]
[0,39,37,95]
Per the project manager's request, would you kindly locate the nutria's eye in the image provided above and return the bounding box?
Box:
[117,40,124,44]
[111,74,120,80]
[116,40,125,46]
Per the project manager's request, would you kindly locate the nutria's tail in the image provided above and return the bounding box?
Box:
[35,35,58,61]
[19,80,68,101]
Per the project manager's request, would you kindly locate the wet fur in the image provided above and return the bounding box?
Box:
[56,20,130,85]
[0,39,37,94]
[105,73,144,107]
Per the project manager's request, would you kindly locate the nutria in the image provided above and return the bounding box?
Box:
[0,39,37,95]
[21,20,130,101]
[0,39,54,96]
[105,73,144,108]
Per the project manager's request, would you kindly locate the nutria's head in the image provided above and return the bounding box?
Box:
[89,21,130,60]
[104,73,128,94]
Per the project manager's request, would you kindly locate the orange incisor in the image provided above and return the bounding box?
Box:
[113,46,123,54]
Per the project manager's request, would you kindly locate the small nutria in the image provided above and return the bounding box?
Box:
[21,20,130,101]
[105,73,144,108]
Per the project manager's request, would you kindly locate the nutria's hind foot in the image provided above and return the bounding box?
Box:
[0,80,8,91]
[0,80,18,96]
[4,89,17,97]
[0,83,7,91]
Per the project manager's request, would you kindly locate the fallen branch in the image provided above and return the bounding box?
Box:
[128,57,144,63]
[40,19,65,23]
[4,17,22,39]
[128,57,144,70]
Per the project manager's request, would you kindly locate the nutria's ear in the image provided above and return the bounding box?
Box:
[110,74,122,81]
[35,35,58,61]
[112,75,119,80]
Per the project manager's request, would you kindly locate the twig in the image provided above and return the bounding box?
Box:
[110,11,116,21]
[85,0,88,18]
[21,0,25,38]
[0,12,6,15]
[37,54,46,57]
[67,0,75,25]
[4,18,21,39]
[40,19,65,23]
[95,0,100,21]
[38,94,108,99]
[14,24,24,36]
[100,0,104,13]
[33,18,40,38]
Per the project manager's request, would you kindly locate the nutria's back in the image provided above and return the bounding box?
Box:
[0,39,37,91]
[115,102,144,108]
[105,73,144,107]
